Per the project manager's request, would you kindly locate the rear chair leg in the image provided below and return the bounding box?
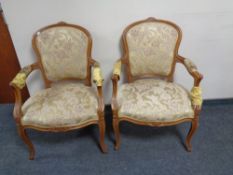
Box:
[17,126,35,160]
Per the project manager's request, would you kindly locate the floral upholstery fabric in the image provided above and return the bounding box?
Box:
[126,22,178,77]
[117,79,194,122]
[21,82,98,128]
[36,26,88,81]
[184,58,198,73]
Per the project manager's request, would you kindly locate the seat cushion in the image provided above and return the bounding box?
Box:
[117,79,194,122]
[21,82,98,128]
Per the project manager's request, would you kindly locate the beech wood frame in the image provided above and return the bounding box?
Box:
[10,22,107,160]
[111,17,203,151]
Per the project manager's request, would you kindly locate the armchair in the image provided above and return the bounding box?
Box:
[112,17,203,151]
[10,22,107,160]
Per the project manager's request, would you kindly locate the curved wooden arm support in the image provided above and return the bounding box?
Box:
[176,55,203,110]
[111,75,120,112]
[96,86,105,116]
[111,59,122,114]
[9,63,39,123]
[91,59,105,116]
[91,58,107,152]
[176,55,203,86]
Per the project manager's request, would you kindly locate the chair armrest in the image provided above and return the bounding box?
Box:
[176,55,203,110]
[10,66,32,89]
[92,60,104,87]
[112,59,122,80]
[184,58,198,73]
[177,55,203,86]
[111,59,122,111]
[10,62,39,90]
[91,59,105,114]
[9,63,39,123]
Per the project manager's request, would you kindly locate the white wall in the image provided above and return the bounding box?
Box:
[1,0,233,103]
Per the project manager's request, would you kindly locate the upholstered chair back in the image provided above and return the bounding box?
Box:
[123,19,181,78]
[33,24,91,82]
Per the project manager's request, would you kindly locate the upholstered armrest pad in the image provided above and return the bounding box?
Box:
[93,62,104,87]
[190,86,203,107]
[10,66,32,89]
[184,58,198,73]
[113,59,122,77]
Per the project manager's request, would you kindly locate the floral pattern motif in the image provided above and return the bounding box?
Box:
[117,79,194,122]
[21,82,98,128]
[126,22,178,77]
[36,26,88,81]
[184,58,198,73]
[11,66,32,89]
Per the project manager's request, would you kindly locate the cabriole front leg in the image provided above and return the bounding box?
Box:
[17,125,35,160]
[98,117,107,153]
[113,116,121,150]
[185,110,200,152]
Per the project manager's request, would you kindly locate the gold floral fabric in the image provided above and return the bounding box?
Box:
[36,26,89,81]
[21,82,98,128]
[126,22,178,77]
[190,86,202,107]
[113,59,122,76]
[11,66,32,89]
[93,63,104,87]
[117,79,194,122]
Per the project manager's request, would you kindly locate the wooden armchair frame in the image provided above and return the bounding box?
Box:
[10,22,107,160]
[111,17,203,151]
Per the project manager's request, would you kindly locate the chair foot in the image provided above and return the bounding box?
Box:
[185,120,198,152]
[100,143,108,153]
[99,120,108,153]
[17,126,35,160]
[114,143,120,150]
[113,118,120,150]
